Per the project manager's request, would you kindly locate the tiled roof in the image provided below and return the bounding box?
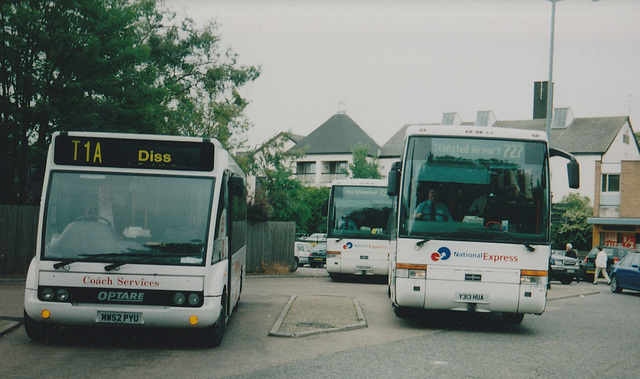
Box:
[288,113,380,155]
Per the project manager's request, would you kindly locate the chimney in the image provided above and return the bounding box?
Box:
[551,107,574,129]
[533,81,548,120]
[475,110,496,127]
[442,112,463,126]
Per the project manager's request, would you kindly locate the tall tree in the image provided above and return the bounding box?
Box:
[551,193,593,251]
[348,144,382,179]
[246,134,309,229]
[245,133,330,233]
[0,0,259,204]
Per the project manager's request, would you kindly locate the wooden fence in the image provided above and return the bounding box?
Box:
[246,221,297,272]
[0,205,39,276]
[0,205,295,275]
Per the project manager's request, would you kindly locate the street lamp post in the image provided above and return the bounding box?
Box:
[546,0,558,143]
[546,0,600,144]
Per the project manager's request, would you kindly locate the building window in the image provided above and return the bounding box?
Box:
[601,174,620,192]
[296,162,315,174]
[329,161,348,174]
[623,134,630,144]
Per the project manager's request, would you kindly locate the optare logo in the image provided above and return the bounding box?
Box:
[431,247,451,262]
[343,242,353,249]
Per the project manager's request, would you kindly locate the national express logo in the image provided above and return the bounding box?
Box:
[430,246,519,263]
[431,247,451,262]
[343,242,353,249]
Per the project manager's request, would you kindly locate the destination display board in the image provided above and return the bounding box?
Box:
[53,134,215,171]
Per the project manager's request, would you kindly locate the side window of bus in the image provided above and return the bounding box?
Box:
[229,175,247,254]
[213,174,228,264]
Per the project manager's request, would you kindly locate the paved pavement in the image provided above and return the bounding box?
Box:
[0,274,600,339]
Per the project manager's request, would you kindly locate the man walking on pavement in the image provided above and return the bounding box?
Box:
[593,247,611,285]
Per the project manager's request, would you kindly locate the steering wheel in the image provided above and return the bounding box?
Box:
[485,221,501,230]
[75,215,112,226]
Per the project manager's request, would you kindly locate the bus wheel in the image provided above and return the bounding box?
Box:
[24,311,57,343]
[234,273,243,312]
[290,258,299,272]
[393,305,411,319]
[202,297,226,347]
[502,313,524,325]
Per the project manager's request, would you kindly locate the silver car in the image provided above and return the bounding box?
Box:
[294,241,315,268]
[549,251,581,284]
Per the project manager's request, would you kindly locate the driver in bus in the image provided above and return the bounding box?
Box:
[84,183,126,234]
[338,215,357,230]
[414,189,452,222]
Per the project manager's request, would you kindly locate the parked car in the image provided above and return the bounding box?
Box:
[549,251,580,284]
[582,246,634,282]
[610,252,640,293]
[303,233,326,260]
[308,245,326,268]
[294,241,315,269]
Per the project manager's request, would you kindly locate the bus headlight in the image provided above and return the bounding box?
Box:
[56,289,69,301]
[521,270,547,285]
[187,293,200,305]
[396,268,427,279]
[173,292,186,305]
[327,251,341,259]
[42,288,55,301]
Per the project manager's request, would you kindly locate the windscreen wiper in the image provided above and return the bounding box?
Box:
[104,253,156,271]
[53,253,136,269]
[104,244,205,271]
[414,232,457,249]
[500,229,536,252]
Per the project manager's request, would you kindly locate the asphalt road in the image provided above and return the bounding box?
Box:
[1,268,639,378]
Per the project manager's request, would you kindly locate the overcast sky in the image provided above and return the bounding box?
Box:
[165,0,640,148]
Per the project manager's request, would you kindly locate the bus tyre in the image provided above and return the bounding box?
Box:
[202,298,226,348]
[290,258,299,272]
[23,311,56,343]
[393,305,411,319]
[610,276,622,293]
[502,313,524,325]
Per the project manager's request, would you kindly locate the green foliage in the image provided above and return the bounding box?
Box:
[303,186,330,234]
[246,133,328,233]
[551,193,593,251]
[348,144,382,179]
[0,0,259,204]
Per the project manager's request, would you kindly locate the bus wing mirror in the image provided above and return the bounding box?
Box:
[387,161,401,196]
[321,198,328,217]
[567,159,580,189]
[550,148,580,189]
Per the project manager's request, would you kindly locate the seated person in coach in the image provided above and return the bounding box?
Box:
[414,189,452,222]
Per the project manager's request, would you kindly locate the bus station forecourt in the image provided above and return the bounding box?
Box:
[0,272,599,339]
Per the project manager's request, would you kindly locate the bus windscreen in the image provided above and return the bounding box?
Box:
[400,136,549,243]
[328,186,392,239]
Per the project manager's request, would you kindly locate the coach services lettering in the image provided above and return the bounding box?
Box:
[82,276,160,287]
